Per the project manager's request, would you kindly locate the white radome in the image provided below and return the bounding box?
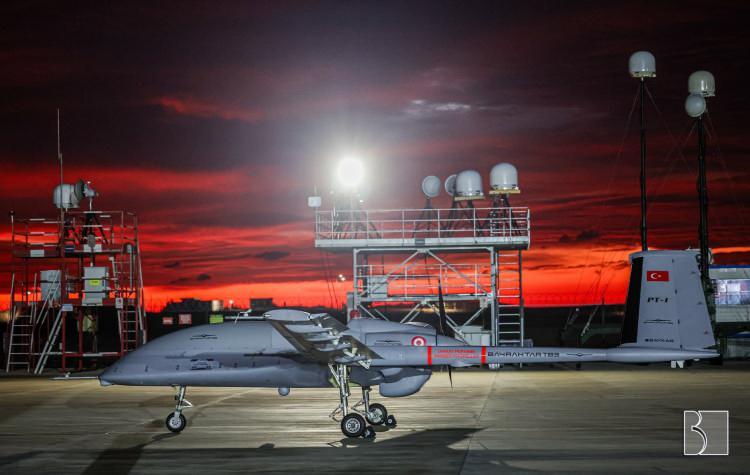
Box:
[52,184,80,210]
[629,51,656,78]
[455,170,484,198]
[685,93,707,118]
[490,163,519,192]
[421,175,441,198]
[688,71,715,97]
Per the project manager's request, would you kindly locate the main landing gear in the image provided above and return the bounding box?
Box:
[329,364,397,439]
[165,385,192,433]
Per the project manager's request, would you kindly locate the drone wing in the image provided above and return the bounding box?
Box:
[265,310,379,365]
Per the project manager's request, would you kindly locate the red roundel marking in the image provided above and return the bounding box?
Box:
[411,335,427,346]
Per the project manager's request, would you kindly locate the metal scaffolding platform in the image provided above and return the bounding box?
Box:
[314,205,529,346]
[314,207,529,250]
[5,210,146,373]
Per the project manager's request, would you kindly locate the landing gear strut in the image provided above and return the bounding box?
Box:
[165,385,192,433]
[329,364,393,439]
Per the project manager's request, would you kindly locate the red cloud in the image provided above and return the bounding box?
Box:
[153,96,264,123]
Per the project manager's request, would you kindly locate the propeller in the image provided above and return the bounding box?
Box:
[436,276,453,388]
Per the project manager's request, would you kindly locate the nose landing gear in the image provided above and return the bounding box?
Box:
[165,385,192,433]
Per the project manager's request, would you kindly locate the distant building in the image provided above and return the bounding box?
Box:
[151,298,213,338]
[711,266,750,323]
[250,298,275,313]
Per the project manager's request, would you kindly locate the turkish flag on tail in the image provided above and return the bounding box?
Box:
[646,270,670,282]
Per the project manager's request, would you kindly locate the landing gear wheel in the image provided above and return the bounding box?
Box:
[385,415,397,428]
[366,403,388,425]
[341,413,366,438]
[363,426,376,439]
[166,412,186,433]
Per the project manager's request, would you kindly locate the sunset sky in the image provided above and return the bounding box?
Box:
[2,1,749,310]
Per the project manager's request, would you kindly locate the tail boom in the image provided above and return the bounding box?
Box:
[371,345,719,367]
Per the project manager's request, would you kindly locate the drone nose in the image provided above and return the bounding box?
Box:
[99,360,136,386]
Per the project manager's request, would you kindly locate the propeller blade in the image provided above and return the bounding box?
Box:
[448,366,453,389]
[437,278,453,338]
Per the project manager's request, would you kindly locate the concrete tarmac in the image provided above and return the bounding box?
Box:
[0,362,748,474]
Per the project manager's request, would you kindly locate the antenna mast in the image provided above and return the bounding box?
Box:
[629,51,656,252]
[685,70,716,283]
[57,109,64,234]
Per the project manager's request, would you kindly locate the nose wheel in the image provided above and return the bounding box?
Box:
[164,385,191,433]
[166,412,186,433]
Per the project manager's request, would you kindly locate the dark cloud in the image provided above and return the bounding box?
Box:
[196,273,211,281]
[576,230,601,242]
[254,251,291,261]
[164,261,181,269]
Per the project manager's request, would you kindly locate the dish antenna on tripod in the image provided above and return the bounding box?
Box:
[421,175,441,209]
[444,174,457,197]
[75,179,98,210]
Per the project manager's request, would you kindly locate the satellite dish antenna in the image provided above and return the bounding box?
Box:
[421,175,441,198]
[74,179,86,202]
[444,174,457,196]
[74,179,98,210]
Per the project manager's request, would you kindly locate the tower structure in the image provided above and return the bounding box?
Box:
[312,163,530,346]
[5,181,146,373]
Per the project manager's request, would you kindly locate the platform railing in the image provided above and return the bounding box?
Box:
[315,206,529,243]
[356,263,491,299]
[11,210,139,256]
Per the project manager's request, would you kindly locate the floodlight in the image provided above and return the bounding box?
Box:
[336,157,364,190]
[685,93,707,118]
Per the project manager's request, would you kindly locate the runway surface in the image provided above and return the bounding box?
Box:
[0,362,748,474]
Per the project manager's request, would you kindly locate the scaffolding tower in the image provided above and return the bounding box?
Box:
[5,210,146,373]
[314,206,530,346]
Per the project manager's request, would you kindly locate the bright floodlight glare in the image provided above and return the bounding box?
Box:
[336,157,364,189]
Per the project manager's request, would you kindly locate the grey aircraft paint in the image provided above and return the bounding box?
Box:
[99,250,719,437]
